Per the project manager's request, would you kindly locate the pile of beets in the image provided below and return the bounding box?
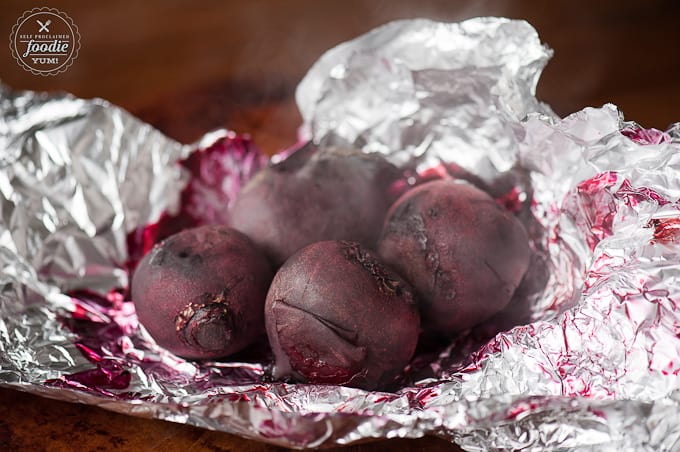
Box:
[131,146,530,390]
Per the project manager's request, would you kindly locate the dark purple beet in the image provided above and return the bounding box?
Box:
[265,240,420,390]
[228,145,401,266]
[377,179,530,336]
[131,225,273,359]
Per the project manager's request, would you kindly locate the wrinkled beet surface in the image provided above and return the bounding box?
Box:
[378,179,530,336]
[228,146,400,266]
[265,240,420,390]
[131,225,273,359]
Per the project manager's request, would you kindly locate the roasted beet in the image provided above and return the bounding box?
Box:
[228,145,400,266]
[265,240,420,390]
[131,225,272,359]
[377,179,530,336]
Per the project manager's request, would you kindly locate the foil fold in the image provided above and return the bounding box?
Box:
[2,17,680,451]
[297,17,555,179]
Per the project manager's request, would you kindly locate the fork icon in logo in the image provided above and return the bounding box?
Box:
[37,19,51,32]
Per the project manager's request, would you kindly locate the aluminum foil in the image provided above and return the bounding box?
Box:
[2,17,680,451]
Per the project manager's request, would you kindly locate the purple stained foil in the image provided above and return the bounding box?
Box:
[2,17,680,451]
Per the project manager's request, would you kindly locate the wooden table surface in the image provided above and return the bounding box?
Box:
[1,1,680,450]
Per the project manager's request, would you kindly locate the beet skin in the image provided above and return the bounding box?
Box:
[131,225,273,360]
[377,179,530,336]
[228,146,400,266]
[265,240,420,390]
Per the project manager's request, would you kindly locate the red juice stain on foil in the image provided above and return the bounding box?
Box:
[574,171,619,251]
[614,179,670,208]
[647,218,680,244]
[620,124,671,145]
[504,398,609,421]
[220,392,253,403]
[54,286,268,397]
[505,399,542,420]
[126,133,267,275]
[68,288,131,327]
[47,365,132,391]
[370,394,397,404]
[45,349,132,393]
[401,387,439,409]
[47,290,135,393]
[570,171,672,251]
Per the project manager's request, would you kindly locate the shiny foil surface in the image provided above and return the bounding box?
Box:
[2,17,680,451]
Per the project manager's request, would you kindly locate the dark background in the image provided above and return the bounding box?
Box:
[2,1,680,450]
[2,0,680,150]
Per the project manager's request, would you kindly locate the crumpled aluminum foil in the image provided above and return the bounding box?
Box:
[2,17,680,451]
